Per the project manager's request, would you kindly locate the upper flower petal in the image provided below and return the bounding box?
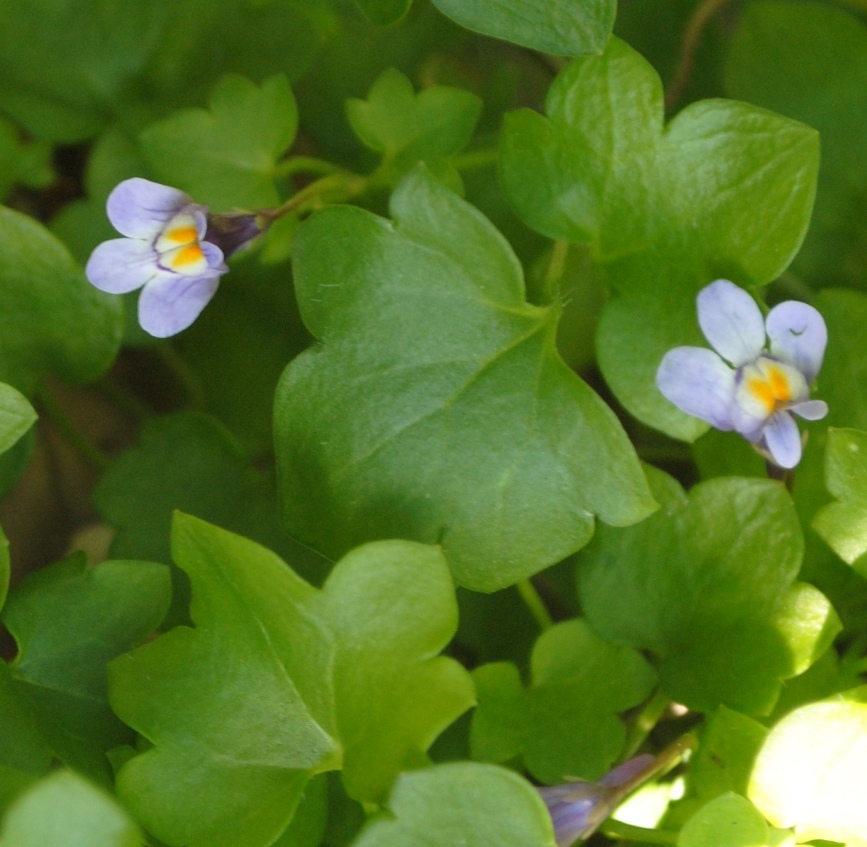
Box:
[696,279,766,367]
[656,347,736,430]
[766,300,828,384]
[138,274,221,338]
[763,411,802,469]
[85,237,165,294]
[106,178,192,240]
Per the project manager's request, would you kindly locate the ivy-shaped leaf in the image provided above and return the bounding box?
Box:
[678,793,788,847]
[0,384,36,458]
[0,206,122,394]
[749,697,867,846]
[274,166,655,592]
[1,555,170,783]
[109,515,473,847]
[471,619,655,782]
[812,428,867,577]
[577,469,840,714]
[351,762,556,847]
[500,37,819,440]
[346,69,481,184]
[140,74,298,209]
[0,770,143,847]
[353,0,412,26]
[429,0,615,57]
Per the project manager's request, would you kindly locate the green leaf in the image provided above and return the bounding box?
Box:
[813,429,867,577]
[0,770,142,847]
[689,707,768,801]
[140,74,298,209]
[354,0,412,26]
[0,206,122,394]
[678,793,775,847]
[275,166,655,592]
[0,384,36,457]
[500,37,819,439]
[577,470,840,714]
[0,117,52,200]
[1,555,171,782]
[471,619,656,782]
[109,515,473,847]
[429,0,615,56]
[346,69,481,183]
[0,517,7,612]
[0,664,52,777]
[724,1,867,291]
[749,699,867,847]
[351,762,556,847]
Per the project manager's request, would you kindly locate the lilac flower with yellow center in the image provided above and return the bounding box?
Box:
[657,279,828,469]
[86,178,259,338]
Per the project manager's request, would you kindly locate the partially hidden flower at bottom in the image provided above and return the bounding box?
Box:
[85,178,262,338]
[538,755,654,847]
[656,279,828,470]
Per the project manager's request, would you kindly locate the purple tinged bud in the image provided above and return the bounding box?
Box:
[205,211,264,259]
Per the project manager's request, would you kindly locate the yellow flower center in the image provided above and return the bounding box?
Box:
[155,212,209,276]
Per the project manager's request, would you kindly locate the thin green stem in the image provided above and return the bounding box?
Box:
[273,156,343,179]
[601,820,679,844]
[448,146,499,172]
[36,386,110,471]
[665,0,735,110]
[622,690,670,759]
[517,578,554,631]
[260,171,369,223]
[541,239,570,304]
[155,344,206,410]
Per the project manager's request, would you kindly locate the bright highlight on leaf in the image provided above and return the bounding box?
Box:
[109,514,473,847]
[749,698,867,846]
[275,166,655,592]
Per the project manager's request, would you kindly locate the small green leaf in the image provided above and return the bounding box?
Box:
[0,664,52,777]
[1,555,171,782]
[351,762,556,847]
[500,37,818,439]
[109,515,473,847]
[429,0,615,56]
[140,74,298,208]
[578,470,839,714]
[0,770,142,847]
[354,0,412,25]
[678,793,773,847]
[471,619,656,782]
[813,429,867,576]
[749,699,867,847]
[275,166,655,592]
[346,69,481,183]
[0,206,122,394]
[0,384,36,457]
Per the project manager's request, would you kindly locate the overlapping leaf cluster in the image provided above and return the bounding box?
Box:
[2,2,867,847]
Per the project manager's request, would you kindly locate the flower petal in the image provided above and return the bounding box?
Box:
[764,411,803,469]
[656,347,736,430]
[790,399,829,421]
[85,238,164,294]
[538,782,612,847]
[766,300,828,384]
[697,279,766,367]
[106,178,192,240]
[201,239,227,272]
[598,754,654,788]
[138,274,220,338]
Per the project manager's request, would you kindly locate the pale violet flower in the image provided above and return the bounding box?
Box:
[657,279,828,469]
[86,178,259,338]
[538,755,654,846]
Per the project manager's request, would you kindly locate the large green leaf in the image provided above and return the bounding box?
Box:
[577,469,840,714]
[0,770,142,847]
[0,207,122,394]
[500,37,819,440]
[1,555,170,782]
[724,1,867,291]
[274,166,655,592]
[678,793,787,847]
[471,619,655,782]
[429,0,615,56]
[351,762,556,847]
[109,515,473,847]
[140,74,298,209]
[749,697,867,846]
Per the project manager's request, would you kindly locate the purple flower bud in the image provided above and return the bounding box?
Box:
[657,280,828,469]
[205,211,264,259]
